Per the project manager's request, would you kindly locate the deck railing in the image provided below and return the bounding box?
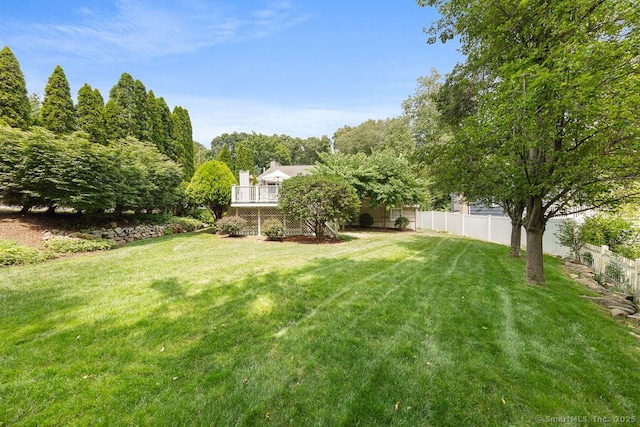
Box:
[231,185,281,204]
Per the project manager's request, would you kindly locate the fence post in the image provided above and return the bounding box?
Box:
[461,213,466,236]
[635,258,640,298]
[444,211,448,233]
[487,215,492,242]
[599,245,608,275]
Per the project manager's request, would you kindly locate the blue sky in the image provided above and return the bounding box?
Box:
[0,0,462,145]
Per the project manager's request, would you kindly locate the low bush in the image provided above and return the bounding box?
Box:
[581,213,640,258]
[216,216,247,237]
[395,216,410,230]
[44,237,116,254]
[0,239,55,266]
[168,216,205,232]
[263,219,285,241]
[358,213,374,228]
[190,208,215,224]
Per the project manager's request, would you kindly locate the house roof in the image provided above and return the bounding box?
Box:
[257,164,314,183]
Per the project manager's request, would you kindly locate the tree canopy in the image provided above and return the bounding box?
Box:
[420,0,640,283]
[316,150,429,218]
[186,160,236,219]
[278,174,360,239]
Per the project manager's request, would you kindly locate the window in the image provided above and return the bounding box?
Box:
[390,208,403,221]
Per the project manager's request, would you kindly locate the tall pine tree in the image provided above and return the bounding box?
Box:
[0,46,31,128]
[235,142,254,179]
[147,91,173,153]
[156,97,174,155]
[77,84,106,144]
[133,79,150,141]
[171,106,195,180]
[106,73,138,140]
[216,144,234,172]
[41,65,76,134]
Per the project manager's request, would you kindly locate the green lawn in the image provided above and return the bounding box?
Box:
[1,230,639,426]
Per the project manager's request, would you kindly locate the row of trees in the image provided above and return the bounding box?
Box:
[418,0,640,284]
[0,45,196,213]
[0,46,194,180]
[210,132,332,176]
[0,126,183,214]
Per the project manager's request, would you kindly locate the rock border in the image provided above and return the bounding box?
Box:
[43,224,171,248]
[564,261,640,328]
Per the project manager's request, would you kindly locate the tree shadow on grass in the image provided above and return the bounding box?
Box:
[150,277,184,298]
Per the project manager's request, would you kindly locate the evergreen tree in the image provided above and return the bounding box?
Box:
[77,84,106,144]
[103,99,126,141]
[133,79,150,141]
[156,97,173,154]
[41,65,76,134]
[147,91,173,154]
[28,93,42,127]
[235,142,254,178]
[146,90,162,152]
[171,106,195,180]
[0,46,31,128]
[216,144,233,172]
[106,73,138,139]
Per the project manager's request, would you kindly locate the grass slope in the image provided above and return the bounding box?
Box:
[1,231,639,426]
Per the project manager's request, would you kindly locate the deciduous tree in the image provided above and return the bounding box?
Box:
[421,0,640,283]
[279,174,360,239]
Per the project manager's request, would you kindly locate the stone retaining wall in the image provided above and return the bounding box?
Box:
[43,224,171,247]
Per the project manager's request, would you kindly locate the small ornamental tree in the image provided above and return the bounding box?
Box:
[186,160,236,219]
[279,174,360,240]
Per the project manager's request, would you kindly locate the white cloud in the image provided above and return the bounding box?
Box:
[176,96,400,144]
[2,0,311,63]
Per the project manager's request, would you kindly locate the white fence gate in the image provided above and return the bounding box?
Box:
[416,211,640,298]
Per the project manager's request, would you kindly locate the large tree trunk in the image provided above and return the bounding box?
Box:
[505,200,525,258]
[509,220,523,258]
[524,196,546,285]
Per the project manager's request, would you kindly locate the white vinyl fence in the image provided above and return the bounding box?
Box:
[581,243,640,297]
[417,211,640,298]
[417,211,569,257]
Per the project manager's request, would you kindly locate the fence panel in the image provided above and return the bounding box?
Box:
[464,215,489,241]
[582,243,640,297]
[416,211,569,257]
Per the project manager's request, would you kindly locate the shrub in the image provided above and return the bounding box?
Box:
[168,216,205,232]
[216,216,247,237]
[190,208,215,224]
[395,216,410,230]
[0,239,55,266]
[44,236,116,254]
[604,260,627,286]
[554,218,584,262]
[358,213,374,228]
[263,219,285,241]
[582,251,594,267]
[581,214,640,257]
